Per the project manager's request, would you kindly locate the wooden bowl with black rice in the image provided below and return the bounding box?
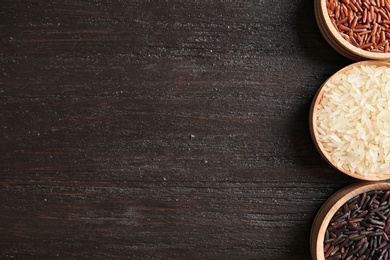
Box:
[311,181,390,260]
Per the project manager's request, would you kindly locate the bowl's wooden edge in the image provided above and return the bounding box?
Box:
[315,0,361,61]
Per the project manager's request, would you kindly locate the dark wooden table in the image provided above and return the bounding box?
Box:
[1,1,361,259]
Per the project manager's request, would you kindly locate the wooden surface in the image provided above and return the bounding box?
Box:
[0,1,361,259]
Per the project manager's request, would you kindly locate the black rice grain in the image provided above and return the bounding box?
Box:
[324,190,390,260]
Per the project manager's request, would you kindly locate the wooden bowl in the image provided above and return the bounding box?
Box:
[310,60,390,181]
[314,0,390,61]
[310,181,390,260]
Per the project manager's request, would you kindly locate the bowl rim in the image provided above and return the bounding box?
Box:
[310,60,390,181]
[315,0,360,61]
[310,181,390,260]
[318,0,390,61]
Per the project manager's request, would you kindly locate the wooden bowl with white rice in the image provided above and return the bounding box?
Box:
[310,60,390,181]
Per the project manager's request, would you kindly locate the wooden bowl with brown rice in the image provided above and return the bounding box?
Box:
[315,0,390,61]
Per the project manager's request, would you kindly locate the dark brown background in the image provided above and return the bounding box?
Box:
[1,0,358,259]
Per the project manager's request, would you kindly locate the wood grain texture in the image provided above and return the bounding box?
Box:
[1,0,357,259]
